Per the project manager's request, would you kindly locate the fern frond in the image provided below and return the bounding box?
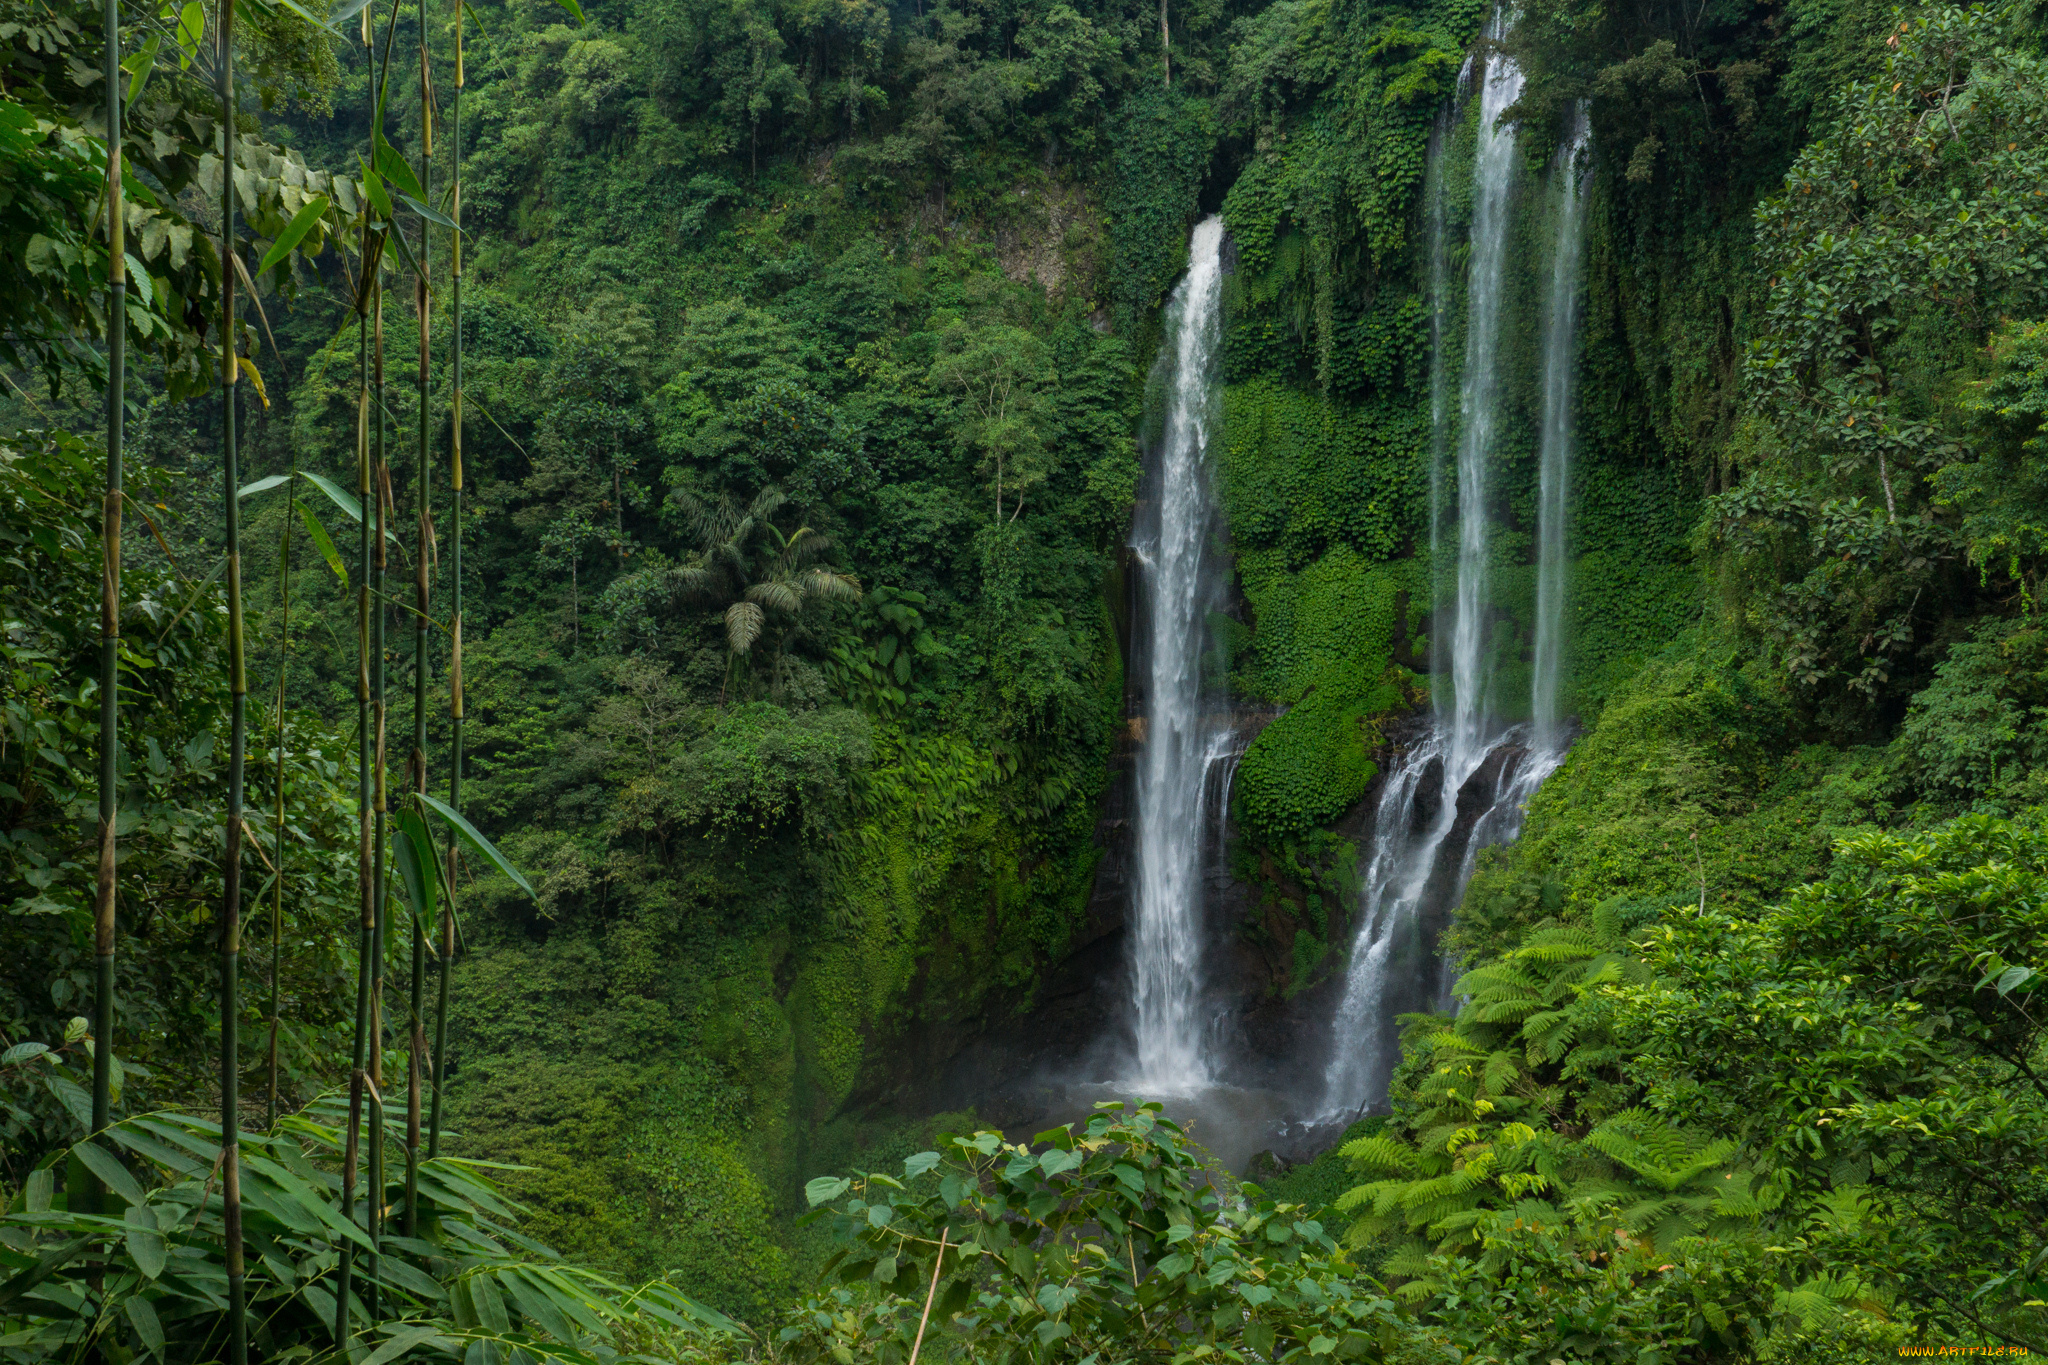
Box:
[1338,1135,1420,1174]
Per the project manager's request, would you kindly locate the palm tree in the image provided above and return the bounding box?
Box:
[665,488,860,699]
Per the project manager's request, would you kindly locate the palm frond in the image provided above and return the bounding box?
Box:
[725,601,763,655]
[747,580,803,614]
[803,568,861,602]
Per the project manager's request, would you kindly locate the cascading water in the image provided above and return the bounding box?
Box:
[1532,104,1592,745]
[1128,216,1229,1093]
[1445,8,1524,780]
[1318,23,1590,1120]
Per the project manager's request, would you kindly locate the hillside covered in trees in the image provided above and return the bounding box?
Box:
[2,0,2046,1353]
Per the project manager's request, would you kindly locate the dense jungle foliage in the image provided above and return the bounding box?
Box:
[3,0,2047,1348]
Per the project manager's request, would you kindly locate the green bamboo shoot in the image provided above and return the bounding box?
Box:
[217,0,249,1354]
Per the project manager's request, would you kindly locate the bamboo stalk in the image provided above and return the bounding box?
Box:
[340,0,403,1330]
[428,0,461,1162]
[217,0,249,1354]
[368,276,389,1320]
[336,212,374,1348]
[268,450,295,1130]
[91,0,124,1157]
[403,4,433,1234]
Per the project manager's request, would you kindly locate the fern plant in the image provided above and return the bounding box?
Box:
[1335,895,1767,1280]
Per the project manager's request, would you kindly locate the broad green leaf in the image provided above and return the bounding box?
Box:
[174,2,204,68]
[124,1204,167,1279]
[1,1043,49,1066]
[256,194,333,277]
[124,1293,165,1354]
[123,256,153,307]
[902,1151,940,1179]
[805,1176,850,1207]
[71,1141,145,1205]
[1996,964,2037,996]
[295,500,348,586]
[1037,1147,1081,1178]
[552,0,584,20]
[123,34,162,102]
[418,793,534,899]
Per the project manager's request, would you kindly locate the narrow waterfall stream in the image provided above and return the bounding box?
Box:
[1319,26,1592,1120]
[1128,216,1229,1093]
[1533,105,1592,745]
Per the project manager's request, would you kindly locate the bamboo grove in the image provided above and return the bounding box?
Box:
[17,0,582,1352]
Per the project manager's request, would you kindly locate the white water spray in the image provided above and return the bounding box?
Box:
[1129,217,1228,1093]
[1532,105,1591,745]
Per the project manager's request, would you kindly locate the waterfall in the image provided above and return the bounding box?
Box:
[1128,216,1228,1093]
[1318,20,1586,1120]
[1532,105,1592,744]
[1446,9,1524,782]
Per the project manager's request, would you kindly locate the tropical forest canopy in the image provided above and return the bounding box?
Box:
[1,0,2046,1353]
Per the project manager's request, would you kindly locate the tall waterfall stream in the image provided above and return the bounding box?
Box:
[1013,27,1595,1167]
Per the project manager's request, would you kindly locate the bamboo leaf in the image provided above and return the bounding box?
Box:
[393,810,441,939]
[384,219,429,290]
[70,1141,145,1205]
[417,793,535,900]
[359,160,396,223]
[362,1325,450,1365]
[300,470,364,523]
[256,194,333,277]
[375,140,427,202]
[300,472,399,545]
[237,356,271,409]
[0,1237,89,1315]
[325,0,371,23]
[552,0,584,21]
[125,1204,168,1279]
[396,192,459,232]
[124,1293,165,1354]
[295,501,349,586]
[238,473,292,499]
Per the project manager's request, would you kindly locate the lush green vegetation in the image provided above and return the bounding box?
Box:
[4,0,2047,1350]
